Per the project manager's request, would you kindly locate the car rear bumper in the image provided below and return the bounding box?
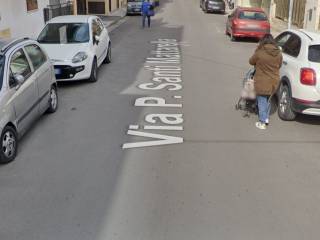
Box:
[233,28,270,38]
[292,98,320,116]
[206,5,225,12]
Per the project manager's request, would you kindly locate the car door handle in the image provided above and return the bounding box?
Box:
[283,61,287,65]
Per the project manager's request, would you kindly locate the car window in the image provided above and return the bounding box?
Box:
[92,20,103,37]
[283,34,301,57]
[10,49,32,79]
[238,11,267,21]
[308,45,320,63]
[275,32,291,47]
[0,55,4,91]
[38,23,90,44]
[25,45,47,70]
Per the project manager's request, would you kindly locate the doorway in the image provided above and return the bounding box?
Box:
[109,0,112,12]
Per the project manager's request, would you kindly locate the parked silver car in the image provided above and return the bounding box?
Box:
[0,38,58,164]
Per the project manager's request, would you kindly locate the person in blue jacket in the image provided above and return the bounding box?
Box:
[141,0,154,28]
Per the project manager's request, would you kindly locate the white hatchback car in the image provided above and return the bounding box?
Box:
[275,29,320,120]
[38,15,111,82]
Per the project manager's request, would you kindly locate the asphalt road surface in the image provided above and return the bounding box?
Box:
[1,0,320,239]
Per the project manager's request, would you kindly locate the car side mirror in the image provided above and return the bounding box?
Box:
[10,74,25,88]
[94,35,100,45]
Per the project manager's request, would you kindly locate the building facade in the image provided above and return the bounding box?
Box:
[0,0,75,39]
[75,0,127,15]
[303,0,320,31]
[236,0,317,30]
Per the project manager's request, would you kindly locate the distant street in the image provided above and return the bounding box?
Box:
[1,0,320,239]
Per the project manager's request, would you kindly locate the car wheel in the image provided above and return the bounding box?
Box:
[231,31,236,41]
[278,85,296,121]
[103,43,112,64]
[88,58,98,83]
[46,85,58,114]
[225,26,229,35]
[0,126,18,164]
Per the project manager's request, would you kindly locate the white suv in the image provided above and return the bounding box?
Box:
[38,15,111,82]
[275,29,320,120]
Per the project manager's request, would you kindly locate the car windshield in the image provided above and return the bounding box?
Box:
[128,0,142,2]
[38,23,90,44]
[308,45,320,63]
[0,55,4,91]
[211,0,224,2]
[238,11,267,21]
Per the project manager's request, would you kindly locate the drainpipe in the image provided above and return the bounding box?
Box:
[288,0,293,29]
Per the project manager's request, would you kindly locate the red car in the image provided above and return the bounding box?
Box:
[226,7,270,41]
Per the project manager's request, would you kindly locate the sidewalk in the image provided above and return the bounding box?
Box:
[270,17,299,36]
[100,7,127,29]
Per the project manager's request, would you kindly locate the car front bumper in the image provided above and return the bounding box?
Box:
[127,7,142,14]
[53,60,91,81]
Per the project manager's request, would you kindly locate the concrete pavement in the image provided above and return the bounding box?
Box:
[1,0,320,239]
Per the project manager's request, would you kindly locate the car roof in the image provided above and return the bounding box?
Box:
[0,38,33,55]
[287,29,320,44]
[237,7,264,12]
[48,15,95,24]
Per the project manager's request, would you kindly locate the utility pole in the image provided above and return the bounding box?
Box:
[288,0,294,29]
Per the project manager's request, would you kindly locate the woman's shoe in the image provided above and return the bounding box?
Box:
[255,121,267,130]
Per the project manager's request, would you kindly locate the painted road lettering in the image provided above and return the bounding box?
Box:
[123,39,184,149]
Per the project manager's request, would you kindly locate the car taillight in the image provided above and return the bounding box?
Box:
[300,68,316,86]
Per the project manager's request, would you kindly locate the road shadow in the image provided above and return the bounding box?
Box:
[295,114,320,126]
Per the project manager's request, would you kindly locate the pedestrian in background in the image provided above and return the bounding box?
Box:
[249,34,282,130]
[141,0,154,28]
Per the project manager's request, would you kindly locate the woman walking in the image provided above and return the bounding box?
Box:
[249,34,282,130]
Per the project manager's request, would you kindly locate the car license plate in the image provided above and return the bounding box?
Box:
[134,8,140,11]
[247,24,258,29]
[212,6,219,9]
[54,68,62,75]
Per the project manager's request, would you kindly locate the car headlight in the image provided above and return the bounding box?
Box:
[72,52,88,63]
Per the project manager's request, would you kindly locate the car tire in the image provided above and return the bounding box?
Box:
[225,26,229,35]
[88,58,98,83]
[103,43,112,64]
[278,84,296,121]
[46,85,58,114]
[231,32,236,41]
[0,125,18,164]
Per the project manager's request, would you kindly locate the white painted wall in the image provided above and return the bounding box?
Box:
[0,0,49,38]
[304,0,320,31]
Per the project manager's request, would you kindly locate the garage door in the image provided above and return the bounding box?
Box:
[88,1,106,14]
